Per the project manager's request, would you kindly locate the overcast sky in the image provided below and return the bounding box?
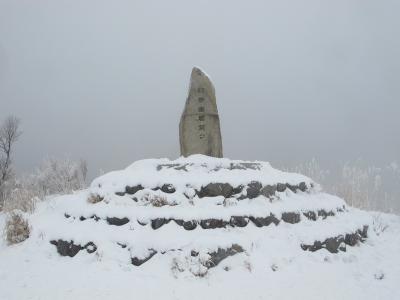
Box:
[0,0,399,178]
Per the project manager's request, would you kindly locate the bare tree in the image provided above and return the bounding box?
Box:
[0,116,22,190]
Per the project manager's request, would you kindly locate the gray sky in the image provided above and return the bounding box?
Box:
[0,0,399,178]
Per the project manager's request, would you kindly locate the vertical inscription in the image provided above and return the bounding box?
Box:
[197,89,205,139]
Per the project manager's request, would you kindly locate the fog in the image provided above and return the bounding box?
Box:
[1,0,399,180]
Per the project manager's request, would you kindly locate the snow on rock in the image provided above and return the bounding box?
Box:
[90,155,316,197]
[2,155,399,299]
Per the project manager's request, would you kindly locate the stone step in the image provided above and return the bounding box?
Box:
[49,224,368,268]
[64,207,344,230]
[111,181,311,201]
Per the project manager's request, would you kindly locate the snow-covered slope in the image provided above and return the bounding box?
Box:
[1,155,399,300]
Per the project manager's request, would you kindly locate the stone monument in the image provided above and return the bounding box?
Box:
[179,67,223,158]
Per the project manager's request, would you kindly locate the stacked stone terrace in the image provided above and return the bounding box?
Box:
[48,156,370,275]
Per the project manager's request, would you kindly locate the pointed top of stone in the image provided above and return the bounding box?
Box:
[189,67,216,104]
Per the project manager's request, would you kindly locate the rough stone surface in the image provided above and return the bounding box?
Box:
[303,211,317,221]
[179,67,223,158]
[246,181,262,199]
[325,236,344,253]
[200,219,228,229]
[230,216,249,227]
[198,183,234,198]
[106,217,130,226]
[131,249,157,266]
[57,240,96,256]
[281,212,301,224]
[125,185,144,195]
[161,184,176,194]
[298,182,307,192]
[276,183,287,192]
[204,244,244,268]
[260,185,277,198]
[301,227,368,253]
[249,215,280,227]
[151,218,170,229]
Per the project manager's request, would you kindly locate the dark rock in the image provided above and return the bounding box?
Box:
[276,183,286,192]
[131,249,157,266]
[286,184,298,193]
[200,219,228,229]
[191,250,199,257]
[249,216,268,227]
[303,211,317,221]
[205,244,244,268]
[198,183,234,198]
[249,214,279,227]
[267,214,280,226]
[318,210,335,219]
[230,216,249,227]
[90,215,100,221]
[232,185,244,195]
[151,218,170,229]
[50,240,83,257]
[182,220,197,230]
[246,181,262,199]
[84,242,97,254]
[125,185,144,195]
[302,228,368,253]
[174,219,197,230]
[161,184,176,194]
[325,236,344,253]
[64,213,71,218]
[344,233,360,246]
[174,219,184,226]
[79,216,86,221]
[358,225,368,239]
[281,212,301,224]
[310,241,324,251]
[106,217,130,226]
[299,182,307,192]
[260,185,277,198]
[115,192,125,196]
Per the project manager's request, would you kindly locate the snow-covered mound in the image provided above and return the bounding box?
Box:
[19,155,370,276]
[2,155,400,300]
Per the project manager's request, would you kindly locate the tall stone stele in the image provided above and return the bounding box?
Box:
[179,67,223,158]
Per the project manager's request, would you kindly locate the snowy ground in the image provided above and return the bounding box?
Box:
[1,156,399,300]
[0,204,399,300]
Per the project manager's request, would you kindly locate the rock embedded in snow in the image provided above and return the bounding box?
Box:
[179,67,223,158]
[28,155,372,277]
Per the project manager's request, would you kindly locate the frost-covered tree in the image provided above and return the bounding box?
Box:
[0,116,22,210]
[32,158,88,197]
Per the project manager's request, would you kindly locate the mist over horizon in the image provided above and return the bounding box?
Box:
[1,0,399,184]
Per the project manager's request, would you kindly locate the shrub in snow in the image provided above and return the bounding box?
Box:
[87,193,103,204]
[2,185,37,214]
[5,212,30,245]
[141,192,176,207]
[372,214,389,236]
[171,255,208,278]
